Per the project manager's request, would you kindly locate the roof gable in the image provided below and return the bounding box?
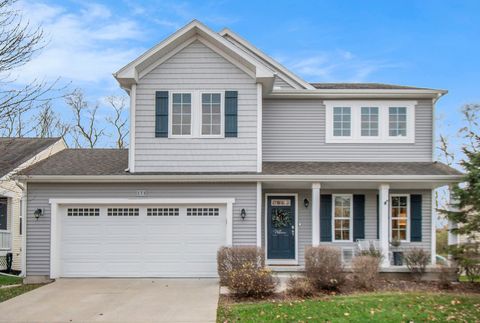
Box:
[219,28,314,90]
[114,20,275,89]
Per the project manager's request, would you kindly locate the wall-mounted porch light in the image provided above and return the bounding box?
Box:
[240,208,246,220]
[34,208,43,220]
[304,198,310,208]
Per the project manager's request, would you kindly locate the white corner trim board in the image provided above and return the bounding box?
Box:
[48,197,235,279]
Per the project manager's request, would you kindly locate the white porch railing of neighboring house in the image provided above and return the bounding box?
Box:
[0,231,11,250]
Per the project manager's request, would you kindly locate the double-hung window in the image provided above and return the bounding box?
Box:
[171,93,192,136]
[361,107,379,136]
[333,194,352,242]
[201,93,222,136]
[389,107,407,137]
[390,195,409,241]
[169,91,224,138]
[333,107,351,137]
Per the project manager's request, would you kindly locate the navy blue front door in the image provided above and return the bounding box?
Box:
[267,196,295,260]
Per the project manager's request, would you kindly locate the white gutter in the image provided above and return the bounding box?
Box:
[18,174,463,183]
[266,88,447,100]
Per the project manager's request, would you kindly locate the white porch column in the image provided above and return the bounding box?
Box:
[378,184,390,267]
[311,183,321,246]
[256,182,262,247]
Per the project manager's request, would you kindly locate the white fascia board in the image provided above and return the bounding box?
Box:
[267,88,447,100]
[219,28,314,90]
[21,174,463,184]
[114,20,274,86]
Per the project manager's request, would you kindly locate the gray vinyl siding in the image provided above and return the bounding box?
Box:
[262,189,432,266]
[273,75,295,89]
[26,182,257,276]
[135,40,258,172]
[263,99,433,162]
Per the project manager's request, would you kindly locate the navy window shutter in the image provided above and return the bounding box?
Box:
[320,195,332,242]
[225,91,238,137]
[353,195,365,241]
[410,194,422,242]
[155,91,169,137]
[376,195,379,239]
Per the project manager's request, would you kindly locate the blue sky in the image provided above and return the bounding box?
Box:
[16,0,480,158]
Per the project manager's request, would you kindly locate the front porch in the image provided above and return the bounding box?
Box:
[256,180,437,271]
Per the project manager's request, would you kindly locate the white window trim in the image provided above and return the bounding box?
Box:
[199,91,225,138]
[325,100,416,143]
[332,194,353,243]
[169,91,194,138]
[389,194,411,243]
[168,90,225,139]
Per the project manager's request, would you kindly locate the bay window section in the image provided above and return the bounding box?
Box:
[361,107,379,136]
[171,93,192,136]
[201,93,222,136]
[389,107,407,137]
[333,107,351,137]
[333,195,352,242]
[391,195,409,241]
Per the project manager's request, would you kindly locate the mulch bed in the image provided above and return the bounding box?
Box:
[222,279,480,304]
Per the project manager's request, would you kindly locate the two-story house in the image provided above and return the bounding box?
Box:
[18,21,462,282]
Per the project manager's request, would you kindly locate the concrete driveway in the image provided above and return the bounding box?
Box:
[0,278,219,323]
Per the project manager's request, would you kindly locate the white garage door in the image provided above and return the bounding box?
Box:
[59,204,226,277]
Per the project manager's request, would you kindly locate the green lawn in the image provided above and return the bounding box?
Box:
[218,293,480,322]
[0,275,23,286]
[0,284,43,303]
[459,275,480,283]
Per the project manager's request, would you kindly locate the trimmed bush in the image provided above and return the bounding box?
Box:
[286,276,315,297]
[404,248,430,281]
[351,255,380,290]
[227,262,277,297]
[305,246,345,290]
[217,246,265,286]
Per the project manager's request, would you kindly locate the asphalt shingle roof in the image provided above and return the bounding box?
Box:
[19,149,462,177]
[0,137,61,177]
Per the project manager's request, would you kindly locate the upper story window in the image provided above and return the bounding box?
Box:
[361,107,379,136]
[325,100,415,143]
[202,93,222,136]
[172,93,192,136]
[169,91,224,138]
[333,107,351,136]
[389,107,407,137]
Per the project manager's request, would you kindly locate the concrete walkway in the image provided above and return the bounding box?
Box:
[0,278,219,323]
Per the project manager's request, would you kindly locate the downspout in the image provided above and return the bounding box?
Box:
[14,180,27,277]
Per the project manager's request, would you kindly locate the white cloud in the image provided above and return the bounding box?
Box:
[13,1,146,84]
[276,50,400,82]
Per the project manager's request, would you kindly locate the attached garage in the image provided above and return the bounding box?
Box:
[50,198,234,278]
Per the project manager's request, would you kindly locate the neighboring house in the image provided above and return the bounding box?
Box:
[0,137,66,272]
[17,20,462,281]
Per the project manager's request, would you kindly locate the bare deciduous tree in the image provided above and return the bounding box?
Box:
[66,89,104,148]
[33,101,70,138]
[105,95,128,149]
[0,0,64,125]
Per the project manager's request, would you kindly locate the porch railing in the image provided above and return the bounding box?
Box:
[0,231,11,250]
